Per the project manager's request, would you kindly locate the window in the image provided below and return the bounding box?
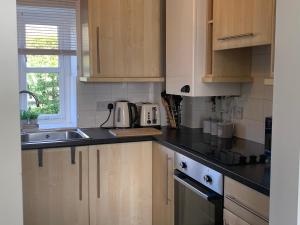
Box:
[17,0,78,128]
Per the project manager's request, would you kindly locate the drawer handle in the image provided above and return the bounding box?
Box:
[218,33,254,41]
[225,195,269,222]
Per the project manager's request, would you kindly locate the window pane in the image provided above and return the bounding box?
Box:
[26,55,59,68]
[25,24,58,49]
[26,73,60,115]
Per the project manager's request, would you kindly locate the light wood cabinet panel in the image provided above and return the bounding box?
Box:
[224,209,250,225]
[22,147,89,225]
[213,0,275,50]
[81,0,163,80]
[152,142,174,225]
[224,177,269,225]
[89,142,152,225]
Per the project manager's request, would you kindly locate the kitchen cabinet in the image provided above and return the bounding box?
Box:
[224,177,269,225]
[152,142,174,225]
[202,0,275,83]
[224,209,250,225]
[22,142,152,225]
[22,147,89,225]
[88,142,152,225]
[166,0,241,95]
[213,0,275,50]
[80,0,164,83]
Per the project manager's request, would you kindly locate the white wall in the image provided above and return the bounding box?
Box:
[269,0,300,224]
[0,0,23,224]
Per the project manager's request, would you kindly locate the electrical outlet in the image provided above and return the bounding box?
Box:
[97,101,113,112]
[234,106,243,120]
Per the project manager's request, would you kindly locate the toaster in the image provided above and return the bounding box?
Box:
[139,103,161,127]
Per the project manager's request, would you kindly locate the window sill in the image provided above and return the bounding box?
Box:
[38,121,76,130]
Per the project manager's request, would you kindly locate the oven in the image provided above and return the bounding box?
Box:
[174,153,224,225]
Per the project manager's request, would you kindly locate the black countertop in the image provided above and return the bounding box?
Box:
[22,127,270,196]
[155,127,270,196]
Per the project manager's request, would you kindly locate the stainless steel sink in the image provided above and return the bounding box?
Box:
[21,129,90,144]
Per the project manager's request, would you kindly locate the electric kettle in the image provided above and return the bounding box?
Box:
[114,101,138,128]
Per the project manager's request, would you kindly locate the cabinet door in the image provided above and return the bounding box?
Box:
[22,147,89,225]
[89,142,152,225]
[213,0,274,50]
[152,142,174,225]
[166,0,195,94]
[224,209,250,225]
[88,0,162,78]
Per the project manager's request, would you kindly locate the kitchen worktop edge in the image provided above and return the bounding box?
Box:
[21,127,270,196]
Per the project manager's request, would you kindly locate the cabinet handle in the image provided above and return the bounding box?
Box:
[37,149,43,167]
[166,155,172,205]
[97,149,100,199]
[96,26,101,74]
[79,151,83,201]
[218,32,254,41]
[71,146,76,164]
[225,195,269,222]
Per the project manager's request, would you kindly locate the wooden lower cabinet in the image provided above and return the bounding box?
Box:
[152,142,174,225]
[224,177,269,225]
[224,209,250,225]
[22,142,156,225]
[89,142,153,225]
[22,147,89,225]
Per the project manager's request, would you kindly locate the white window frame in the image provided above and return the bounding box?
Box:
[18,7,77,129]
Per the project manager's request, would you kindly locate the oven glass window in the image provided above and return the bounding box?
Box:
[175,179,217,225]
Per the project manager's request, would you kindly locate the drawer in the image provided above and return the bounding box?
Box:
[224,177,269,224]
[224,209,250,225]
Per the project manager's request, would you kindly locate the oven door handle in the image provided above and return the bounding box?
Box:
[174,174,221,201]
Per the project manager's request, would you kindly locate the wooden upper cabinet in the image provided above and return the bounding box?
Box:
[88,142,152,225]
[80,0,163,82]
[213,0,275,50]
[166,0,241,95]
[22,147,89,225]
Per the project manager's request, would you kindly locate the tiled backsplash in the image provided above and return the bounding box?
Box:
[234,46,273,143]
[78,47,273,143]
[77,82,166,128]
[181,97,212,128]
[181,46,273,144]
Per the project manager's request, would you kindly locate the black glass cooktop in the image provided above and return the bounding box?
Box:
[178,134,269,166]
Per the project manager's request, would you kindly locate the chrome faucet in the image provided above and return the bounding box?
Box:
[19,90,40,107]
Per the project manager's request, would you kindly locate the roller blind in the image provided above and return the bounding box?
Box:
[17,0,78,55]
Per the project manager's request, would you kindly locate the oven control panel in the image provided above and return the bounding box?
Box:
[175,152,224,195]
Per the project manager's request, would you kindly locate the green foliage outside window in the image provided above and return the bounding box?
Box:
[24,29,61,115]
[27,72,60,115]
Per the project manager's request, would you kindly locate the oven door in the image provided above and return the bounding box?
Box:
[174,171,223,225]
